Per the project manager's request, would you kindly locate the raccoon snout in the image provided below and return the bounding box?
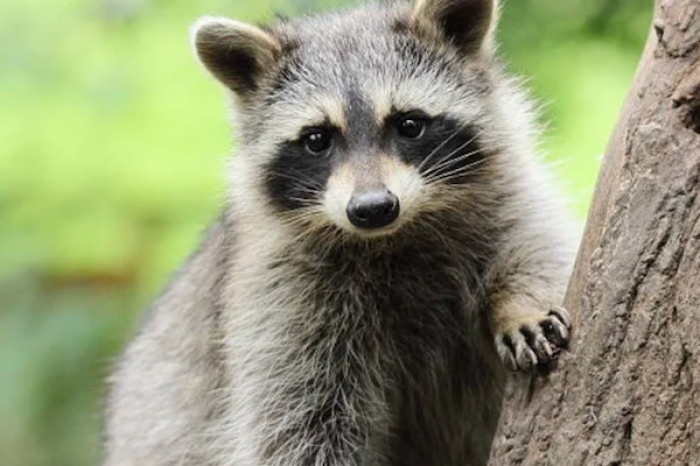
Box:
[346,189,400,230]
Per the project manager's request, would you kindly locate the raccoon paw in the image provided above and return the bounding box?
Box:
[495,306,571,371]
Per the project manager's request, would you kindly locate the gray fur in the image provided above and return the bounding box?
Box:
[103,1,577,465]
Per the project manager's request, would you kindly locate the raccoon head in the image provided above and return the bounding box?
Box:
[192,0,529,241]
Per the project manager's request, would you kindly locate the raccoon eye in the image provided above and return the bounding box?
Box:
[396,116,428,139]
[302,130,333,155]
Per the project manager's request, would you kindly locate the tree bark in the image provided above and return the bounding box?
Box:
[488,1,700,465]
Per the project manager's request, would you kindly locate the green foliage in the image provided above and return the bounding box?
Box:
[0,0,650,464]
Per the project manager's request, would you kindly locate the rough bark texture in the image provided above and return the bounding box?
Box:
[488,1,700,465]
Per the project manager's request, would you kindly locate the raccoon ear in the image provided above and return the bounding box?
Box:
[411,0,497,55]
[191,17,282,96]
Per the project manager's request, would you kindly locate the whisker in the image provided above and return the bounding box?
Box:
[265,172,325,201]
[429,149,486,176]
[425,159,492,185]
[267,169,325,190]
[285,196,322,206]
[421,132,483,177]
[423,146,492,183]
[417,125,469,173]
[424,139,492,176]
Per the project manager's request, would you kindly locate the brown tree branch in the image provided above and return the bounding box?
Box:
[488,0,700,464]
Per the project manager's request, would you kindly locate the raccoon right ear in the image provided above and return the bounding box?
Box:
[191,17,282,96]
[411,0,497,56]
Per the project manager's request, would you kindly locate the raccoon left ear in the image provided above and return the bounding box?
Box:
[191,17,282,96]
[411,0,497,56]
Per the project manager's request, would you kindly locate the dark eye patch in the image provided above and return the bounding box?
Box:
[264,126,340,212]
[388,115,484,184]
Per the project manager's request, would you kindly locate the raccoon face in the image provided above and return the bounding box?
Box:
[193,0,507,239]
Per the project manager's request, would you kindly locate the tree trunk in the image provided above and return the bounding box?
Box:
[488,1,700,465]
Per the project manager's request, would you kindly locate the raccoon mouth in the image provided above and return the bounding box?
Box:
[350,222,405,239]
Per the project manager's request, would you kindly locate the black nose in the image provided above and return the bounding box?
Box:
[346,189,400,230]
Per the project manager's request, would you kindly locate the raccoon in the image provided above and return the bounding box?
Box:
[103,0,577,465]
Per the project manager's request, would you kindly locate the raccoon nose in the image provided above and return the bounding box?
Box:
[346,189,400,230]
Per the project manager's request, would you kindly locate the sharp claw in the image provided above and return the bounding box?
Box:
[496,307,573,371]
[550,306,572,328]
[517,347,537,370]
[503,350,518,371]
[496,336,518,371]
[550,318,569,342]
[535,333,553,358]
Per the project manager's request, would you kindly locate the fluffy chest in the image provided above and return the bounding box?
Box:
[224,242,491,371]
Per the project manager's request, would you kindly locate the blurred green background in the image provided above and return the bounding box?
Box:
[0,0,651,464]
